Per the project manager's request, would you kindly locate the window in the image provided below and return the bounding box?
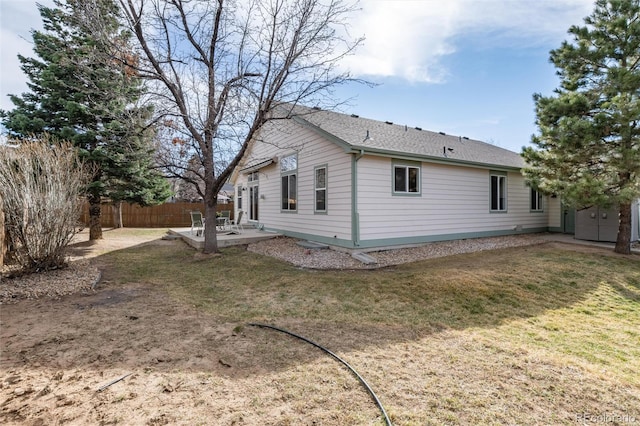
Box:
[530,188,543,211]
[280,155,297,173]
[281,154,297,211]
[236,185,243,210]
[490,174,507,211]
[315,166,327,212]
[393,163,420,194]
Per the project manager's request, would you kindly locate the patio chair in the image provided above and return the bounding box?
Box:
[229,210,244,233]
[217,210,231,231]
[190,211,204,236]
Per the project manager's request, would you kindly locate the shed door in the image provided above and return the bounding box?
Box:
[597,208,618,242]
[575,207,598,240]
[575,206,618,242]
[563,206,575,234]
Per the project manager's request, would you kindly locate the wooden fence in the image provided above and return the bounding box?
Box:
[79,201,234,228]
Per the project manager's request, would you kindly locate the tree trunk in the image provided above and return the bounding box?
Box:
[113,201,123,228]
[203,199,219,254]
[615,202,631,255]
[88,194,103,240]
[202,136,219,254]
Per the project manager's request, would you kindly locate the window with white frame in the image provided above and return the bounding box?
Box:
[530,188,543,211]
[236,185,243,210]
[315,165,327,212]
[490,173,507,211]
[393,162,420,194]
[281,154,297,211]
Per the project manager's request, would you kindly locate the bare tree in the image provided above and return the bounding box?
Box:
[0,140,89,273]
[100,0,363,253]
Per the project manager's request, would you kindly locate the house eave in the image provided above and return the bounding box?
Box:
[240,158,276,173]
[346,145,523,172]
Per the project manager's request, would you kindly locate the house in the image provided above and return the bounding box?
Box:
[230,106,632,249]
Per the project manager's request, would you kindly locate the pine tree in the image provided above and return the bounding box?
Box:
[1,0,170,239]
[103,116,173,227]
[523,0,640,254]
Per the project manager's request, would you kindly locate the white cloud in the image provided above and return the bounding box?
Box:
[0,0,595,112]
[342,0,594,83]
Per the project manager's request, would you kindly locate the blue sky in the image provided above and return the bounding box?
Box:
[0,0,595,153]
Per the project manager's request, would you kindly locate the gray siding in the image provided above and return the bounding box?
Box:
[236,121,353,240]
[356,156,548,242]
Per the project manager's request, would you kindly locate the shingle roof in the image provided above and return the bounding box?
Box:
[288,106,524,169]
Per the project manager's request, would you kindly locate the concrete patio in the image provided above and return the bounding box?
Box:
[169,226,280,250]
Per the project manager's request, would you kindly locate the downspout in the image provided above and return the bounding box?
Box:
[351,149,365,248]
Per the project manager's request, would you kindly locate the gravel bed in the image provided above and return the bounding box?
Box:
[0,260,99,305]
[247,234,547,270]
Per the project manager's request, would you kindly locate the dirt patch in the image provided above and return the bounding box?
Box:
[0,280,385,425]
[0,229,382,424]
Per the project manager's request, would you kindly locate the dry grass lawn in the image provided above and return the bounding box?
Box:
[1,230,639,425]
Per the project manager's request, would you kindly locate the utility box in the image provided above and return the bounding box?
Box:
[575,202,639,243]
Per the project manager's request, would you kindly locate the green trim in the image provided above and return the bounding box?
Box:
[262,227,551,250]
[236,185,243,211]
[314,164,328,214]
[280,153,298,213]
[279,173,298,213]
[350,146,521,171]
[353,227,550,249]
[560,203,576,234]
[529,188,544,212]
[265,227,355,249]
[393,159,421,166]
[489,173,508,213]
[548,227,563,233]
[351,154,359,245]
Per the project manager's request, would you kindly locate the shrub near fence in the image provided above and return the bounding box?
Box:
[79,202,234,228]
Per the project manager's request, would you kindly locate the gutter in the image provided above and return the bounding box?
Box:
[351,149,365,247]
[348,145,523,173]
